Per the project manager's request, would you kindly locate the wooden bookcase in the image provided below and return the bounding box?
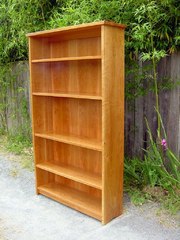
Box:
[27,21,125,224]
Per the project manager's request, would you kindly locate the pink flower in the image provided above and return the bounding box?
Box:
[161,139,167,150]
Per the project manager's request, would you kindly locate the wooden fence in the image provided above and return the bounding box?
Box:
[125,52,180,158]
[1,53,179,157]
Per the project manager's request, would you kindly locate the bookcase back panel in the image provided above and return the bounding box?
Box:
[51,37,101,58]
[36,168,55,186]
[33,96,102,141]
[33,96,53,133]
[31,61,101,95]
[31,63,52,92]
[34,137,54,164]
[30,27,101,60]
[35,137,102,175]
[30,38,51,60]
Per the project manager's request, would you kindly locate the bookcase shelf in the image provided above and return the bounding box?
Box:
[32,92,102,100]
[35,133,102,151]
[27,21,125,224]
[36,162,102,189]
[32,56,101,63]
[38,182,102,220]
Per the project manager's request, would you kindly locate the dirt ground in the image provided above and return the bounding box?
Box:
[0,150,180,240]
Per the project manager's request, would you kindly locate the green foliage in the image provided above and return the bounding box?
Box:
[6,132,32,155]
[162,193,180,214]
[49,0,179,56]
[127,188,148,206]
[124,115,180,213]
[0,0,179,64]
[0,0,59,63]
[125,128,180,192]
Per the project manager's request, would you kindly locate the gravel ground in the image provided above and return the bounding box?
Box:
[0,153,180,240]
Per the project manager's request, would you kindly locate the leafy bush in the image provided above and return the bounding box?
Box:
[0,0,179,64]
[124,116,180,213]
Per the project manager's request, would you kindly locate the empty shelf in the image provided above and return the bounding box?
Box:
[38,182,102,220]
[35,133,102,152]
[32,56,101,63]
[32,92,102,100]
[36,162,102,189]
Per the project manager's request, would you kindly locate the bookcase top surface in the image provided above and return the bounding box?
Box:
[26,21,126,38]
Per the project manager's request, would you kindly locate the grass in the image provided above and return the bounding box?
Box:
[5,133,32,155]
[124,157,180,215]
[0,134,34,172]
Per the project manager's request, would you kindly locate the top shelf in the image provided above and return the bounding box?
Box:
[26,21,126,38]
[31,56,101,63]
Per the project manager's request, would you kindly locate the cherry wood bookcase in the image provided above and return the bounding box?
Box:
[27,21,125,224]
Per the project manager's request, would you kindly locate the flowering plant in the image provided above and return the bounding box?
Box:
[161,139,167,150]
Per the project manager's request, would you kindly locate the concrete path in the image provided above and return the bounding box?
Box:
[0,154,179,240]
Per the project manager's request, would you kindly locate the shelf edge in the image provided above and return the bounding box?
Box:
[35,133,102,152]
[36,163,102,190]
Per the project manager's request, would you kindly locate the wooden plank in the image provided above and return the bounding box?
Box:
[36,162,102,189]
[26,21,126,37]
[165,53,180,157]
[28,38,40,194]
[32,92,102,100]
[35,133,102,151]
[101,25,125,224]
[38,182,102,220]
[32,56,101,63]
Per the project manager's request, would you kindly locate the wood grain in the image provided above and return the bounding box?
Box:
[38,182,102,220]
[32,92,102,100]
[31,61,101,96]
[32,56,101,62]
[35,133,102,151]
[101,25,125,224]
[26,21,126,37]
[27,21,125,224]
[36,162,102,189]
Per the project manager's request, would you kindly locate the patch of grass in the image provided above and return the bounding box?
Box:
[5,133,32,155]
[127,188,147,206]
[161,193,180,215]
[124,156,180,214]
[0,133,34,172]
[125,182,180,214]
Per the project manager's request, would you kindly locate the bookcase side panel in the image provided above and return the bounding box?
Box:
[28,38,39,193]
[102,26,125,224]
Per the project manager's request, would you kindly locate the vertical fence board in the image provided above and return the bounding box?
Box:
[5,61,30,134]
[166,52,180,157]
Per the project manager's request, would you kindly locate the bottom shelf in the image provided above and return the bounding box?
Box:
[38,182,102,220]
